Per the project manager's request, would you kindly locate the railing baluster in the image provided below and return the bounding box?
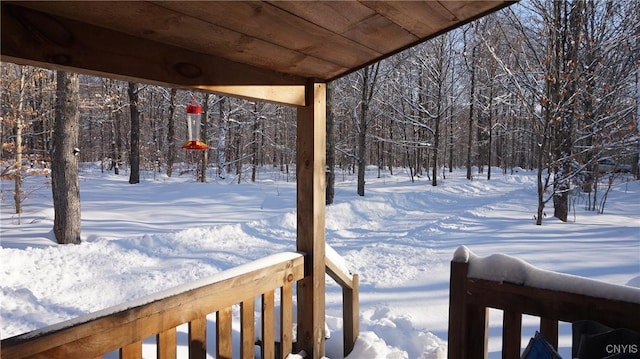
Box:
[217,307,233,359]
[119,340,142,359]
[241,298,255,359]
[262,290,275,359]
[189,317,207,359]
[466,304,489,359]
[502,310,522,359]
[343,273,359,356]
[280,283,293,358]
[157,328,177,359]
[540,317,558,350]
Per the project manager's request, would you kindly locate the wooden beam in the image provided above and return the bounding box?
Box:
[196,85,305,107]
[0,4,307,105]
[296,81,326,358]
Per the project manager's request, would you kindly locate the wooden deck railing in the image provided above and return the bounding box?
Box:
[1,252,305,359]
[447,249,640,359]
[326,256,359,356]
[1,251,361,359]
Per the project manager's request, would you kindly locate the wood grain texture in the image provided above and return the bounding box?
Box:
[1,254,304,359]
[1,1,514,85]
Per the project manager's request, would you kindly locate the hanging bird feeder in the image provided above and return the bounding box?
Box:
[182,97,209,150]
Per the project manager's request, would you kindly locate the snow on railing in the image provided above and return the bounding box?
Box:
[453,245,640,303]
[1,252,305,359]
[448,246,640,359]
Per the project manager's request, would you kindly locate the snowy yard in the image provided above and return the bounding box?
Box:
[2,165,639,358]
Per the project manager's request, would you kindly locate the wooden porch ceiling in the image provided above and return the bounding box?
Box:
[1,1,514,104]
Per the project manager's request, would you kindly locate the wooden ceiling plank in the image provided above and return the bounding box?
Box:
[274,0,420,53]
[9,1,346,80]
[2,1,517,88]
[361,1,457,37]
[340,14,418,54]
[155,1,382,69]
[439,1,509,21]
[268,1,376,34]
[1,4,310,105]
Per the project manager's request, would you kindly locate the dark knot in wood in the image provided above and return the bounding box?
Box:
[174,62,202,79]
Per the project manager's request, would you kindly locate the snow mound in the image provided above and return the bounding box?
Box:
[456,246,640,303]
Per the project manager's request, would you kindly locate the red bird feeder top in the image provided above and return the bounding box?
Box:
[182,98,209,150]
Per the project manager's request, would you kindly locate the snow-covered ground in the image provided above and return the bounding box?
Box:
[2,164,639,358]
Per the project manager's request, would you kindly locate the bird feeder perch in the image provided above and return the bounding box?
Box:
[182,98,209,150]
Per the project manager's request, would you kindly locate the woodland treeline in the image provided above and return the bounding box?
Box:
[2,0,639,228]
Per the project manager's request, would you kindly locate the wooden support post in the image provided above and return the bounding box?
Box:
[296,80,327,358]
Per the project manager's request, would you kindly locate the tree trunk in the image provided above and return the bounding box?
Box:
[217,97,227,179]
[326,82,335,205]
[466,31,477,180]
[251,102,259,183]
[13,68,26,215]
[487,82,494,181]
[356,76,368,196]
[356,64,379,196]
[553,0,584,222]
[166,88,177,177]
[52,71,81,244]
[128,82,140,184]
[201,94,210,183]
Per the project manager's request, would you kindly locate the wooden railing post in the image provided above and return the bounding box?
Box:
[216,307,233,359]
[120,341,142,359]
[502,310,522,359]
[157,328,177,359]
[325,255,360,357]
[448,260,468,359]
[280,282,294,359]
[240,298,255,359]
[188,317,206,359]
[262,290,276,359]
[343,273,359,356]
[466,303,488,359]
[540,318,558,350]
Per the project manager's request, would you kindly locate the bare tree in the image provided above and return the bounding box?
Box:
[199,93,211,183]
[128,82,140,184]
[12,67,26,214]
[326,81,336,204]
[355,64,381,196]
[166,88,178,177]
[51,71,81,244]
